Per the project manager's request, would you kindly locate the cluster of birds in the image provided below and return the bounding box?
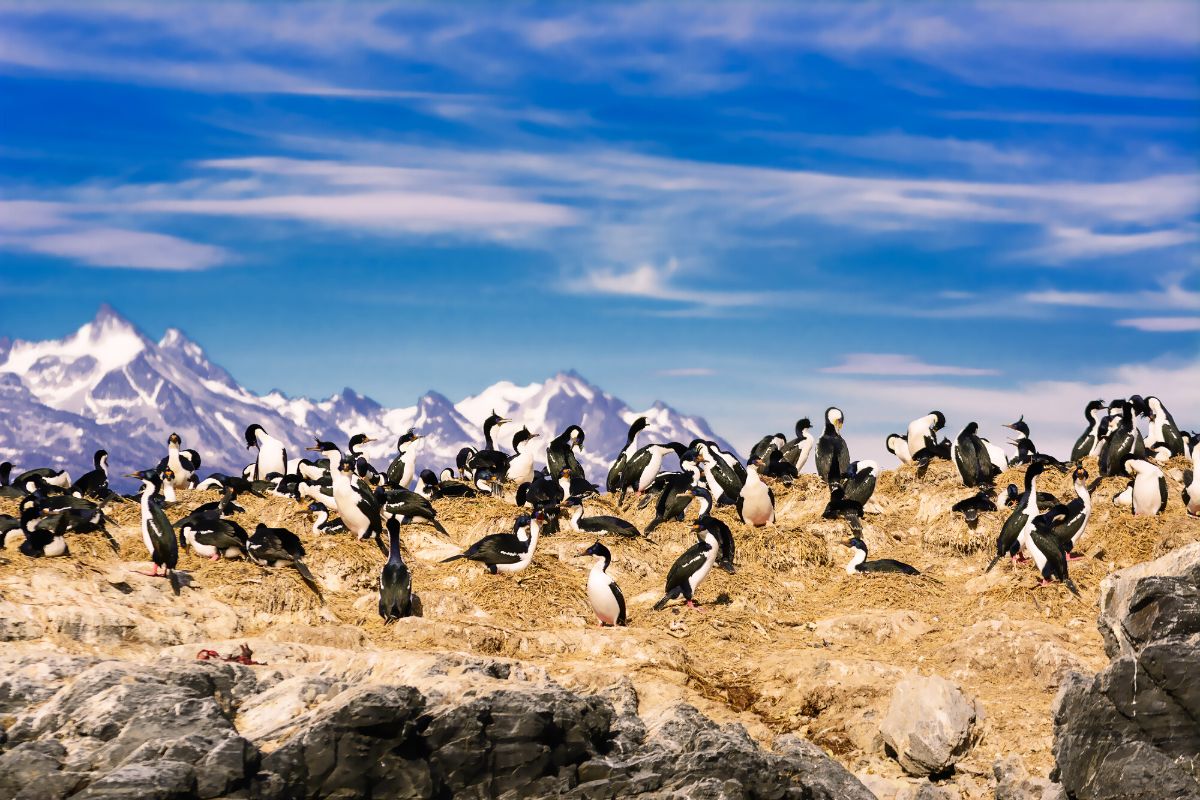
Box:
[2,394,1196,626]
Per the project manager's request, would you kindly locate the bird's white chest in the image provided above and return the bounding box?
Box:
[795,436,815,469]
[1131,474,1162,515]
[638,452,666,491]
[740,479,773,526]
[497,530,538,574]
[587,567,620,624]
[509,450,535,485]
[689,542,718,588]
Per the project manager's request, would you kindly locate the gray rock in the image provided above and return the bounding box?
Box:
[1053,544,1200,800]
[880,674,983,776]
[0,740,66,797]
[75,760,196,799]
[993,755,1064,800]
[259,684,433,799]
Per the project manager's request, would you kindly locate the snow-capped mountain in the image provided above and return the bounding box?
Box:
[0,306,736,486]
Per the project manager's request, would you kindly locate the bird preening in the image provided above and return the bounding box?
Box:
[0,391,1193,634]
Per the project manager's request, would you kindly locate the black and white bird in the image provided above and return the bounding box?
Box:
[561,496,641,537]
[843,537,920,575]
[951,488,999,525]
[547,425,588,483]
[379,517,414,623]
[1043,464,1093,557]
[907,411,947,462]
[374,484,450,537]
[577,541,626,627]
[953,422,997,488]
[1099,402,1145,477]
[736,456,775,527]
[1183,436,1199,517]
[384,429,422,488]
[14,499,70,558]
[607,417,648,494]
[782,418,816,472]
[179,515,248,562]
[305,503,347,535]
[70,449,111,500]
[246,424,288,480]
[1144,396,1185,460]
[161,433,200,488]
[621,442,686,499]
[507,427,541,487]
[685,486,736,573]
[467,411,512,481]
[12,464,72,492]
[1069,400,1107,462]
[693,442,744,503]
[986,462,1047,572]
[1027,509,1081,596]
[643,450,703,534]
[248,524,320,593]
[312,441,382,542]
[440,511,544,575]
[842,460,878,506]
[815,407,850,484]
[885,433,912,465]
[1125,459,1167,516]
[126,469,181,593]
[653,517,721,610]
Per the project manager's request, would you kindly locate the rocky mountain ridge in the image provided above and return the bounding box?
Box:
[0,306,734,483]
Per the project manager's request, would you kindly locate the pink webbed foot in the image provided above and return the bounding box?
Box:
[209,554,221,562]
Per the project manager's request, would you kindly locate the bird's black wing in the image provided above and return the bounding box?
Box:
[612,580,627,626]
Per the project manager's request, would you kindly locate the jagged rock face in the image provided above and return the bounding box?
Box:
[879,674,983,777]
[1052,542,1200,800]
[0,652,873,800]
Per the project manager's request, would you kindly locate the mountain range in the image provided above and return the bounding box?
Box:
[0,305,736,486]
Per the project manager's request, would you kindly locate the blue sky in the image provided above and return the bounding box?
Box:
[1,2,1198,453]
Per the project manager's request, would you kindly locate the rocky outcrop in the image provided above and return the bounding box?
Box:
[880,674,983,777]
[1052,542,1200,800]
[0,650,873,800]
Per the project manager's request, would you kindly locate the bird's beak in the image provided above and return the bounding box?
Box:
[305,445,320,451]
[499,418,511,425]
[835,420,843,431]
[123,473,139,479]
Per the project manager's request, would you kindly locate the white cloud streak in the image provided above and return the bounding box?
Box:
[820,353,998,377]
[1116,317,1200,332]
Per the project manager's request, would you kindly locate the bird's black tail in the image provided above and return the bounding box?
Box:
[431,518,450,537]
[1064,577,1081,598]
[440,553,465,563]
[846,514,863,535]
[168,570,181,596]
[964,507,980,524]
[984,554,1002,573]
[652,588,678,611]
[101,530,121,553]
[293,560,322,595]
[645,517,662,533]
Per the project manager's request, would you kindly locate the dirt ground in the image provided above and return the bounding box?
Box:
[2,454,1196,796]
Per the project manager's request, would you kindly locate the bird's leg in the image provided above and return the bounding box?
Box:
[686,599,704,612]
[209,553,221,562]
[1066,552,1085,561]
[1037,579,1053,588]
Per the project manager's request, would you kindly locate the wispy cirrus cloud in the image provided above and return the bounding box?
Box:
[0,201,228,270]
[1019,225,1197,263]
[1023,280,1200,310]
[567,258,781,312]
[1116,317,1200,332]
[657,367,716,377]
[820,353,998,377]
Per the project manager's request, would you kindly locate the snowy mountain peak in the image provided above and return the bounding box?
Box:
[0,307,737,485]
